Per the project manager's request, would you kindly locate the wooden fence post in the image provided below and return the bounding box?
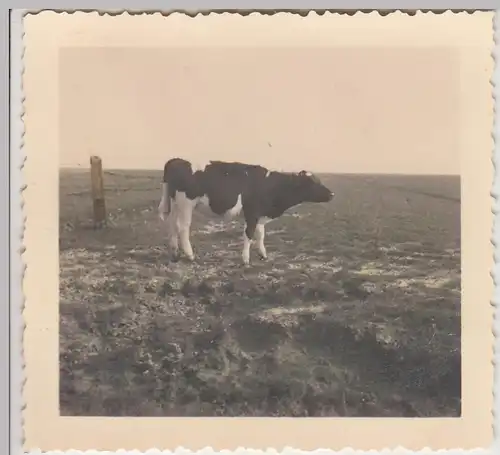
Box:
[90,155,106,228]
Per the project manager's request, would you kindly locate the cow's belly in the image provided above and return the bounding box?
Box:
[195,194,243,220]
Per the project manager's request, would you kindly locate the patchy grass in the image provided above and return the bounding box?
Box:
[59,169,461,417]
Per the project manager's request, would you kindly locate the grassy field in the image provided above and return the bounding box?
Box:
[59,169,461,417]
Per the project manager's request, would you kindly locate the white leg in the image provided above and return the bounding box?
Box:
[158,203,166,221]
[242,225,254,265]
[158,182,169,221]
[166,200,179,257]
[175,192,195,261]
[255,223,267,260]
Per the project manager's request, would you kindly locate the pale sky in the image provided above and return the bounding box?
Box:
[22,12,491,175]
[59,46,460,174]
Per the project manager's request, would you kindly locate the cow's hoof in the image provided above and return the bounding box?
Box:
[171,253,181,263]
[258,255,268,261]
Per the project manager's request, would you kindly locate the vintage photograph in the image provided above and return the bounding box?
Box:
[58,38,461,418]
[21,10,494,451]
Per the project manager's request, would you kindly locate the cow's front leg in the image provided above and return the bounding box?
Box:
[255,222,267,260]
[242,221,257,266]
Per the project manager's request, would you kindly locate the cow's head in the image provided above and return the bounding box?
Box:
[297,171,334,203]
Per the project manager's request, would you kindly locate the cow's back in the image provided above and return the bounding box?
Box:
[203,161,267,192]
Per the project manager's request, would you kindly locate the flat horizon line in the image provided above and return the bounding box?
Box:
[59,166,460,178]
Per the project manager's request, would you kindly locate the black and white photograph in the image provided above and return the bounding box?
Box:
[20,8,496,452]
[50,13,471,421]
[57,39,463,419]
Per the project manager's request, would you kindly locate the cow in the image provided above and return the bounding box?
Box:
[158,158,334,265]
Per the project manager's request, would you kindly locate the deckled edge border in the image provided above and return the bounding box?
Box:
[10,8,498,15]
[11,7,25,455]
[11,7,499,455]
[492,9,500,455]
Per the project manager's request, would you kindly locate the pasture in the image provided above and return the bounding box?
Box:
[59,169,461,417]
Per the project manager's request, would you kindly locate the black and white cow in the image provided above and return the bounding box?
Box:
[158,158,334,265]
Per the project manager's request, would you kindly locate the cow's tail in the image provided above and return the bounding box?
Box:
[158,178,170,222]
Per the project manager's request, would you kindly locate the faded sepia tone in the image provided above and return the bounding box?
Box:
[23,11,493,452]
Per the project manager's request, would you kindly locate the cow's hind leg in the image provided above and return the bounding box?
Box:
[160,199,180,261]
[255,222,267,260]
[166,202,181,261]
[176,192,196,261]
[242,221,257,266]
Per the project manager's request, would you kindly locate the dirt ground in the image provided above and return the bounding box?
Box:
[59,169,461,417]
